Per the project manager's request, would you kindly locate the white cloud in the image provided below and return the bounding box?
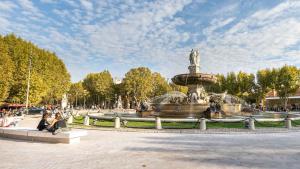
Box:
[212,2,239,16]
[0,1,17,11]
[203,17,236,36]
[82,0,193,69]
[80,0,93,11]
[0,17,10,31]
[198,1,300,75]
[18,0,38,13]
[63,0,80,8]
[17,0,45,19]
[40,0,58,4]
[1,0,300,82]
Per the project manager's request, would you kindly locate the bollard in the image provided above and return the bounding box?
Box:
[249,117,255,130]
[285,118,292,129]
[114,117,120,129]
[199,118,206,130]
[155,117,162,130]
[84,115,90,126]
[93,119,98,126]
[67,115,73,124]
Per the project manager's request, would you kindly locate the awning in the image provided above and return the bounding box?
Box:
[266,96,300,100]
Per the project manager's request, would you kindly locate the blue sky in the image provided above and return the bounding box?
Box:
[1,0,300,82]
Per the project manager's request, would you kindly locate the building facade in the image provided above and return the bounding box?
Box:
[265,89,300,111]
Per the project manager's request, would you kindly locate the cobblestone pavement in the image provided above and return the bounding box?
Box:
[1,117,300,169]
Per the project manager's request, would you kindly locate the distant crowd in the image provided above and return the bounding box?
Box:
[0,109,19,127]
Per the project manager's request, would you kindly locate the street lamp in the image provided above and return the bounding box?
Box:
[25,49,33,114]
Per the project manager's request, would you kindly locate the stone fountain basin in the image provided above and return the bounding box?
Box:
[172,73,217,86]
[152,103,210,118]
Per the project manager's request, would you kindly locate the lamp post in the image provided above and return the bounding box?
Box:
[25,49,33,114]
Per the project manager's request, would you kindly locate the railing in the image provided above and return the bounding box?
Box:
[68,113,300,131]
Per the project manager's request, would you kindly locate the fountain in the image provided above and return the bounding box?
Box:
[151,49,218,118]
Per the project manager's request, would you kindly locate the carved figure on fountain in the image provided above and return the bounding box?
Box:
[189,49,200,66]
[188,49,200,74]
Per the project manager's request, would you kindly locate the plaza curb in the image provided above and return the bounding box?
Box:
[69,125,300,135]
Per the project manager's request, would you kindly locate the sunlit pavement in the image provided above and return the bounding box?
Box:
[1,117,300,169]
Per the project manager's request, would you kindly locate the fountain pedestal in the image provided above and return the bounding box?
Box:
[188,65,200,74]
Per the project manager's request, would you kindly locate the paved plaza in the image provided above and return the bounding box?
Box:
[1,117,300,169]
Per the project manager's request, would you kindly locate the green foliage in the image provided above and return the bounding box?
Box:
[150,72,171,97]
[83,70,114,101]
[0,36,14,101]
[208,72,255,102]
[225,72,238,95]
[236,71,255,99]
[275,65,299,97]
[257,68,278,93]
[206,74,226,93]
[68,81,88,106]
[256,68,278,104]
[1,34,71,104]
[275,65,300,108]
[169,82,188,94]
[122,67,153,101]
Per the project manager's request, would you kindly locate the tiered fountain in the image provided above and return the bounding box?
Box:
[152,49,217,118]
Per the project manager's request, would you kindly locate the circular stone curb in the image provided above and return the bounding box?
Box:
[70,126,300,135]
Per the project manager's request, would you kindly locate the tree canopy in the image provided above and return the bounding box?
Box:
[122,67,153,101]
[275,65,300,108]
[83,70,114,103]
[0,36,14,102]
[0,34,71,104]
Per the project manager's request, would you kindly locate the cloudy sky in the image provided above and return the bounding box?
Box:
[1,0,300,82]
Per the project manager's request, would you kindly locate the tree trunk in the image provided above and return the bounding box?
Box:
[284,97,288,111]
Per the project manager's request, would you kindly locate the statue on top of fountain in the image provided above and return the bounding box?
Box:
[188,49,200,74]
[189,49,200,66]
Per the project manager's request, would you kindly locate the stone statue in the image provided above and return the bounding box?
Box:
[61,94,68,109]
[189,49,200,66]
[117,95,123,109]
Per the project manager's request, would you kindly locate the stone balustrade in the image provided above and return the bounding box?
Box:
[87,113,300,130]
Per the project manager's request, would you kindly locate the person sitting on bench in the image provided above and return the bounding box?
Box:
[37,111,50,131]
[47,112,67,135]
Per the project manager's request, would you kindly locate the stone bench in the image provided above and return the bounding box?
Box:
[0,127,87,144]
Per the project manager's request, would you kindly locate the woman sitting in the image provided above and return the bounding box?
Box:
[0,109,17,127]
[47,112,67,135]
[37,111,50,131]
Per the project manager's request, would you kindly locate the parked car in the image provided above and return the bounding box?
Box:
[28,107,45,114]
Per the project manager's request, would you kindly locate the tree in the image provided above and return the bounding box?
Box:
[275,65,300,109]
[169,82,188,94]
[83,70,114,105]
[224,72,238,95]
[150,72,171,97]
[0,36,14,102]
[122,67,153,101]
[257,68,275,105]
[206,74,226,93]
[2,34,71,105]
[236,71,255,100]
[68,81,86,107]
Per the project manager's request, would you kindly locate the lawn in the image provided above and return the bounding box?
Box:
[70,116,300,129]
